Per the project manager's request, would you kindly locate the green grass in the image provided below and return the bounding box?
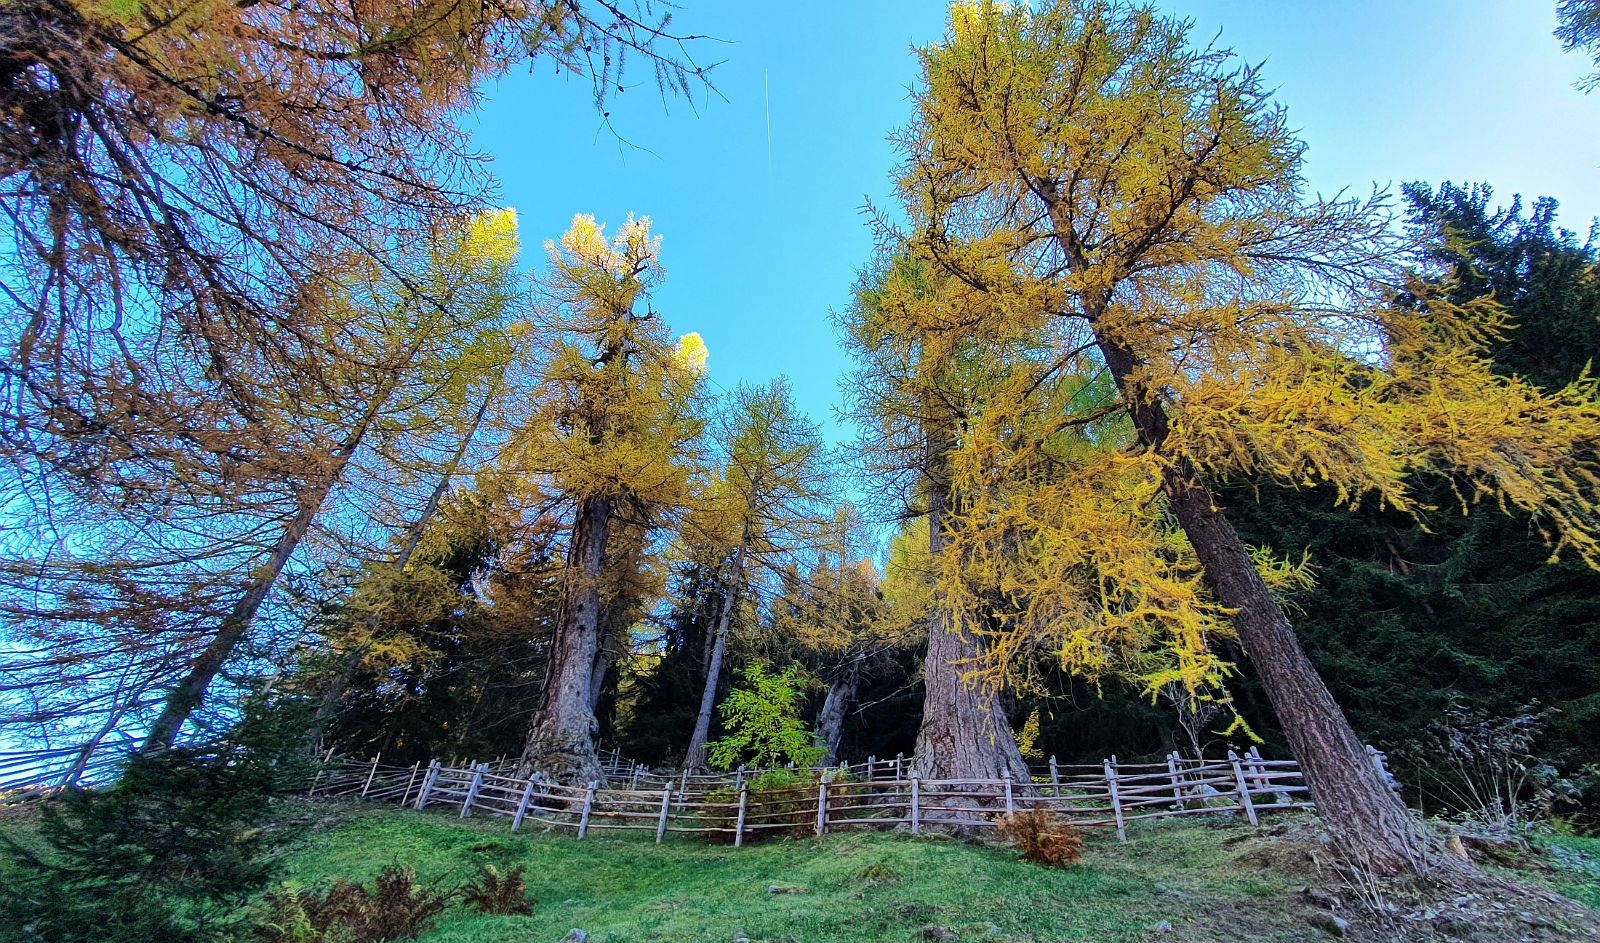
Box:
[1531,833,1600,910]
[264,802,1323,942]
[8,799,1597,941]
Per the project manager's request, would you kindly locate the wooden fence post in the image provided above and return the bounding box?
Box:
[577,782,597,838]
[361,754,381,798]
[909,777,920,835]
[866,755,876,780]
[1049,756,1060,797]
[734,785,749,848]
[511,776,538,832]
[414,760,440,811]
[1247,746,1266,793]
[895,753,904,781]
[309,746,336,794]
[1166,752,1183,810]
[398,761,420,806]
[1003,778,1014,816]
[1228,750,1258,826]
[655,787,672,844]
[816,776,828,835]
[460,763,485,818]
[1104,758,1126,841]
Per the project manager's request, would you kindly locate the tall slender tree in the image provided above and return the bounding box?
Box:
[681,379,827,771]
[138,210,524,749]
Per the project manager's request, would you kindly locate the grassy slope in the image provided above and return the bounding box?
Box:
[270,802,1336,943]
[6,798,1596,941]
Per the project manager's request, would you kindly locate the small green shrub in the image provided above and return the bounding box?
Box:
[255,866,452,943]
[462,864,533,916]
[706,664,825,770]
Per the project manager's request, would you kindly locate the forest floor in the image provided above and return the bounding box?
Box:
[5,798,1599,941]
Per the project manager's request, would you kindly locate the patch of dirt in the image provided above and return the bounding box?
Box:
[1215,822,1600,941]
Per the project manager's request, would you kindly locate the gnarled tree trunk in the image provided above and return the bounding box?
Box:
[516,495,612,786]
[816,652,862,766]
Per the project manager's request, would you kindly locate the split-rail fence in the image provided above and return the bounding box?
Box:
[299,745,1380,846]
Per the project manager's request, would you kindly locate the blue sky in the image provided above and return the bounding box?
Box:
[470,0,1600,453]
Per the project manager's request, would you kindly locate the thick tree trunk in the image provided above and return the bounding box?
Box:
[910,421,1030,784]
[516,495,612,786]
[816,653,863,766]
[1094,332,1461,876]
[682,546,744,772]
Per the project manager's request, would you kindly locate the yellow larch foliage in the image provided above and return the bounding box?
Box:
[872,0,1600,713]
[507,214,704,512]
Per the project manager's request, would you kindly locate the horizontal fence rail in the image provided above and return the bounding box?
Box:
[304,745,1339,846]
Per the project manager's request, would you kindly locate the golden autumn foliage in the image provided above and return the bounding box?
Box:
[875,0,1600,711]
[505,214,705,512]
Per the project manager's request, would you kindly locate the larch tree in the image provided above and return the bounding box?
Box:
[509,215,704,785]
[842,256,1035,784]
[681,379,828,772]
[896,0,1600,875]
[0,0,708,754]
[139,209,524,749]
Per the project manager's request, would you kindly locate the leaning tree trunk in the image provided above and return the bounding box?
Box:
[682,545,745,772]
[909,419,1030,785]
[1094,331,1463,876]
[141,475,336,751]
[516,495,612,786]
[140,323,433,752]
[309,388,496,750]
[816,652,863,766]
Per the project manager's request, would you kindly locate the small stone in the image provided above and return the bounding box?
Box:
[1150,919,1173,933]
[919,928,959,942]
[1309,914,1349,937]
[561,932,588,943]
[767,883,807,895]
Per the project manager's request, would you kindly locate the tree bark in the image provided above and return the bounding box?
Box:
[816,652,863,766]
[516,494,612,785]
[909,418,1030,784]
[682,544,744,772]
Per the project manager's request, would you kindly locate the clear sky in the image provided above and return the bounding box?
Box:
[469,0,1600,455]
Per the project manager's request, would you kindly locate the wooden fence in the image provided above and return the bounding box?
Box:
[0,744,127,805]
[305,746,1333,845]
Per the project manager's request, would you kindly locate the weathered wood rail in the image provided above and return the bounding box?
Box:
[304,745,1346,846]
